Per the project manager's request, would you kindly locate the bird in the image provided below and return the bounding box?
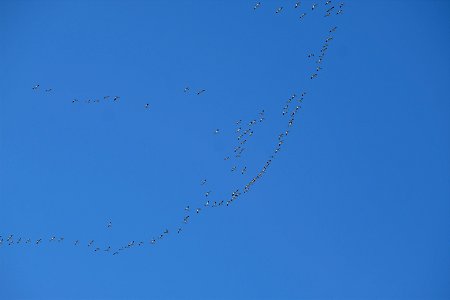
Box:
[275,7,283,14]
[144,103,150,109]
[197,89,206,95]
[336,9,343,14]
[312,3,317,10]
[88,240,94,247]
[107,221,112,228]
[184,86,190,93]
[177,228,182,233]
[113,251,119,255]
[236,120,242,125]
[201,179,207,185]
[32,84,39,90]
[113,96,120,101]
[36,239,42,245]
[242,167,247,174]
[94,247,100,252]
[72,99,78,103]
[164,229,169,234]
[185,205,190,211]
[224,156,230,160]
[330,26,337,32]
[104,246,111,252]
[74,240,79,246]
[45,88,52,92]
[50,236,56,242]
[308,53,315,58]
[205,191,211,197]
[214,129,220,134]
[196,208,201,214]
[103,96,110,99]
[253,2,261,10]
[326,0,331,4]
[294,2,300,8]
[300,13,307,19]
[204,200,210,207]
[231,166,237,172]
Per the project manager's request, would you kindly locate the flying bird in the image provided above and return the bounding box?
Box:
[253,2,261,10]
[197,89,206,95]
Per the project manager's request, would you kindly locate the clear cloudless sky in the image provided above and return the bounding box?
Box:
[0,0,449,299]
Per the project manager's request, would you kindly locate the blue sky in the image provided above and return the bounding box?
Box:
[0,1,449,299]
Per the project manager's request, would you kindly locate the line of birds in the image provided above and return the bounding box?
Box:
[254,1,344,17]
[31,85,206,110]
[4,5,345,256]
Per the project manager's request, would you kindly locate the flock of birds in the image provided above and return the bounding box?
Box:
[1,1,345,256]
[255,1,344,17]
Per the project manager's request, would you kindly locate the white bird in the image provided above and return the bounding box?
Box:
[294,2,300,8]
[214,129,220,134]
[275,7,283,13]
[144,103,150,109]
[184,86,190,93]
[32,84,39,90]
[253,2,261,10]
